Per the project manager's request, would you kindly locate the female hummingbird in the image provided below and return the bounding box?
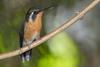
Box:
[19,8,44,62]
[19,6,54,62]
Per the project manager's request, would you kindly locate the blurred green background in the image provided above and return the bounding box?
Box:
[0,0,100,67]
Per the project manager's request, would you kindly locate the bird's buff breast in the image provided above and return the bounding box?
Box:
[24,19,42,42]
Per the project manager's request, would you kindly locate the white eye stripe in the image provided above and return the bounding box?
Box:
[29,12,34,20]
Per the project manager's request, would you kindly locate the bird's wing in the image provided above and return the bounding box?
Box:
[19,22,25,47]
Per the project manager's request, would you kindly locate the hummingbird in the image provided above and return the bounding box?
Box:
[19,8,44,62]
[19,6,53,62]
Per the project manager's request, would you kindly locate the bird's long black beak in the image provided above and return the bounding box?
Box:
[38,5,54,13]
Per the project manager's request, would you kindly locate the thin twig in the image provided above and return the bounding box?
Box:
[0,0,99,60]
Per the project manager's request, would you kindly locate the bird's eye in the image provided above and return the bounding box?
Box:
[33,11,38,14]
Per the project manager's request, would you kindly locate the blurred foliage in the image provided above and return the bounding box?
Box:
[0,34,5,52]
[38,32,79,67]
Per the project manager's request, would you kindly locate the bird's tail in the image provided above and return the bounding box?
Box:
[20,50,32,62]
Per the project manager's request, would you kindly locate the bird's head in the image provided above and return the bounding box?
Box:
[25,9,43,22]
[25,6,54,22]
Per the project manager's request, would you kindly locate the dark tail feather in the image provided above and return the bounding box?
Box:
[20,50,32,62]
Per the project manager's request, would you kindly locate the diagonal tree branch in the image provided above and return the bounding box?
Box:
[0,0,99,60]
